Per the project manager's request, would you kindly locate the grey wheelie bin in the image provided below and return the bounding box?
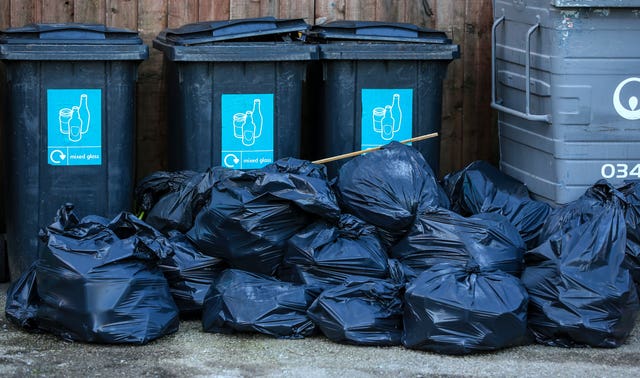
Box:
[493,0,640,204]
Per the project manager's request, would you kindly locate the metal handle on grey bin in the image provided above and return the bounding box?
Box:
[491,15,552,123]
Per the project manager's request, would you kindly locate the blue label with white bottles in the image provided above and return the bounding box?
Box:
[361,89,413,150]
[221,93,274,169]
[47,89,102,166]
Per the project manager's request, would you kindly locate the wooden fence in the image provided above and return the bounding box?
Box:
[0,0,495,179]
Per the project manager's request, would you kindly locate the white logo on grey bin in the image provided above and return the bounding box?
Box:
[613,77,640,120]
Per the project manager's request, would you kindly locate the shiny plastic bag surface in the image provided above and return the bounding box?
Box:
[403,264,529,355]
[159,231,227,316]
[392,208,525,276]
[523,181,640,348]
[335,142,449,246]
[202,269,316,339]
[137,170,217,233]
[280,214,389,288]
[618,180,640,289]
[188,159,340,276]
[5,204,180,344]
[442,160,551,249]
[307,279,403,346]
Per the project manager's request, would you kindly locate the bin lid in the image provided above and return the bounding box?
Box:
[0,23,148,61]
[309,20,451,44]
[156,17,309,46]
[551,0,640,7]
[0,23,143,44]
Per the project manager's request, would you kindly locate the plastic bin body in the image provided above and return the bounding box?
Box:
[310,21,459,177]
[0,24,148,279]
[493,0,640,204]
[154,17,317,172]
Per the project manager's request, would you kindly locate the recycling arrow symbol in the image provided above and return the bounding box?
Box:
[224,153,240,168]
[50,149,67,164]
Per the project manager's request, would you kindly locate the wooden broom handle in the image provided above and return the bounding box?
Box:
[312,132,439,165]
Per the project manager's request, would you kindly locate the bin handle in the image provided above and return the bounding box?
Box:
[491,15,552,123]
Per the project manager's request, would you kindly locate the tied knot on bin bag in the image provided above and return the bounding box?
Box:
[280,214,390,288]
[6,204,180,345]
[335,142,450,247]
[523,180,640,348]
[402,263,530,355]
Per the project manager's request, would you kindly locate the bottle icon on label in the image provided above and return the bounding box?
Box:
[243,110,255,146]
[231,98,264,146]
[381,105,395,140]
[68,106,83,142]
[78,94,90,134]
[252,99,263,139]
[390,94,402,133]
[371,93,402,140]
[58,93,91,142]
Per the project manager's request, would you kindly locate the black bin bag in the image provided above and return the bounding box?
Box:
[135,170,200,215]
[335,142,450,246]
[136,169,216,233]
[403,264,529,355]
[188,159,341,276]
[159,231,228,316]
[202,269,316,339]
[523,181,640,348]
[307,279,403,346]
[5,204,180,345]
[280,214,389,287]
[391,208,525,277]
[5,262,39,330]
[618,180,640,289]
[442,160,551,249]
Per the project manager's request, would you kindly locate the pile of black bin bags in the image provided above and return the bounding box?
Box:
[6,142,640,353]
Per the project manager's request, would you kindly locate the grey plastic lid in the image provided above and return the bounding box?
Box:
[156,17,309,46]
[309,20,451,44]
[0,23,148,61]
[0,23,143,44]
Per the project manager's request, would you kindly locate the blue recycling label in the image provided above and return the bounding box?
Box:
[361,89,413,150]
[47,89,102,166]
[221,93,274,169]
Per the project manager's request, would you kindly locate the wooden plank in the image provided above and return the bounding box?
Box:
[136,0,168,179]
[229,0,261,19]
[137,0,166,39]
[405,0,435,28]
[260,0,278,17]
[198,0,230,21]
[375,0,405,22]
[0,0,12,28]
[107,0,138,29]
[10,0,40,26]
[168,0,198,27]
[41,0,74,23]
[314,0,345,24]
[74,0,106,24]
[278,0,314,22]
[345,0,375,20]
[435,0,466,175]
[461,0,495,166]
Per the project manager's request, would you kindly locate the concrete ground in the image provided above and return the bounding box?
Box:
[1,282,639,378]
